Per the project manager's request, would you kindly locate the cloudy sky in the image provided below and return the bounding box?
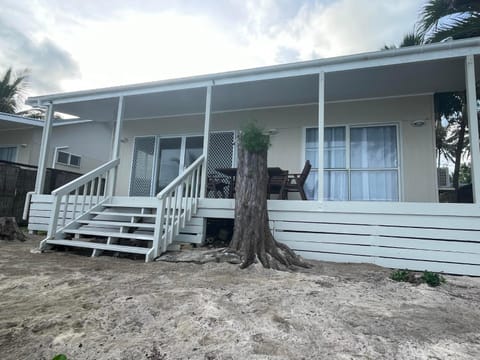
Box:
[1,0,424,96]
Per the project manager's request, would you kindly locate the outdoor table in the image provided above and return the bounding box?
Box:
[215,167,287,198]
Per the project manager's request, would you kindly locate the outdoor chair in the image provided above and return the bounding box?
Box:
[282,160,311,200]
[207,176,229,198]
[267,170,289,199]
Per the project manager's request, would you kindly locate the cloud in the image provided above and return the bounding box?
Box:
[0,3,80,94]
[0,0,422,96]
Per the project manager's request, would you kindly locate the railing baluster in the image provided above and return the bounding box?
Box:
[88,180,93,208]
[62,194,70,227]
[72,188,79,220]
[96,176,102,204]
[165,195,172,243]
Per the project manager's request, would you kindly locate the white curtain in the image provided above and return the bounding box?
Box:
[350,126,398,201]
[305,125,399,201]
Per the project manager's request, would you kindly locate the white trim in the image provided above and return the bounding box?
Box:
[201,86,212,198]
[317,72,325,202]
[429,96,440,202]
[34,104,54,194]
[465,55,480,203]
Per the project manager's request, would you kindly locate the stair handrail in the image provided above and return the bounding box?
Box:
[153,155,205,257]
[52,158,119,196]
[47,158,120,240]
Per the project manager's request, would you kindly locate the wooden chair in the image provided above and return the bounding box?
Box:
[267,170,289,199]
[282,160,312,200]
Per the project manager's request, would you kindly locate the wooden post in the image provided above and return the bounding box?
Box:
[34,103,54,194]
[317,71,325,202]
[200,85,212,198]
[465,55,480,203]
[108,96,125,196]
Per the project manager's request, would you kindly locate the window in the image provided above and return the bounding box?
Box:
[305,125,399,201]
[57,150,81,167]
[0,146,17,162]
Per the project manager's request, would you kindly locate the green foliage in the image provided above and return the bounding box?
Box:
[390,269,446,287]
[459,163,472,185]
[52,355,68,360]
[390,269,411,282]
[0,67,28,113]
[421,271,446,287]
[239,122,270,153]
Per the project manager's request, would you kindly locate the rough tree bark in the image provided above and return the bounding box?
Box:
[228,139,309,270]
[0,217,26,241]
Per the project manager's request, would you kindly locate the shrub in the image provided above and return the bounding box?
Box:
[52,355,67,360]
[421,271,446,287]
[390,269,411,282]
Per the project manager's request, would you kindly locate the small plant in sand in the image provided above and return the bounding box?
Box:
[52,355,68,360]
[390,269,446,287]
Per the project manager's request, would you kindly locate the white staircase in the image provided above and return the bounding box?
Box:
[40,156,205,262]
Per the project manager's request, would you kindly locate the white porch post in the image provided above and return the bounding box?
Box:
[200,85,212,198]
[108,96,125,196]
[34,102,54,194]
[465,55,480,203]
[317,71,325,202]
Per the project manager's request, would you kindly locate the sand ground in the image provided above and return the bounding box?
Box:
[1,236,480,360]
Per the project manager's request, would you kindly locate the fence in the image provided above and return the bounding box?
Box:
[0,160,81,225]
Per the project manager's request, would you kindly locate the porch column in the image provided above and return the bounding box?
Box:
[34,102,54,194]
[200,85,212,198]
[317,71,325,202]
[465,55,480,203]
[108,96,125,196]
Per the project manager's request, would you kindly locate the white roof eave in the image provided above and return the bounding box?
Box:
[26,37,480,106]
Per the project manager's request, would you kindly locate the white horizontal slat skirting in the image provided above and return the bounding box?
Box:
[27,195,480,275]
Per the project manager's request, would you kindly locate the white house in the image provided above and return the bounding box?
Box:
[0,112,111,173]
[24,38,480,275]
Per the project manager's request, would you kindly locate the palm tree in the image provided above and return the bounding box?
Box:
[420,0,480,42]
[0,68,28,114]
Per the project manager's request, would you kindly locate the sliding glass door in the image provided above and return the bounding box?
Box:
[130,135,201,196]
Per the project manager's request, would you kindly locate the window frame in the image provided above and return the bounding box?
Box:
[0,145,19,162]
[304,123,402,201]
[56,150,82,168]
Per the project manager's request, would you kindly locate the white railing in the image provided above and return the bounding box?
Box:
[47,158,120,239]
[153,155,204,257]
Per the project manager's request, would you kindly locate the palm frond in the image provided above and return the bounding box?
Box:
[425,14,480,42]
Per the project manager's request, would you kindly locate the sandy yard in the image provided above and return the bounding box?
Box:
[1,236,480,360]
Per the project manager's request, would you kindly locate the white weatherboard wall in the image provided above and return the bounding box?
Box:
[0,121,112,174]
[0,127,41,164]
[116,95,436,202]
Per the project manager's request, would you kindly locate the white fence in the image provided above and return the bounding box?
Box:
[198,199,480,276]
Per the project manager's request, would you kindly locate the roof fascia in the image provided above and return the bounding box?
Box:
[0,113,44,127]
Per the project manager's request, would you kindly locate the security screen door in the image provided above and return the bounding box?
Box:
[129,133,234,196]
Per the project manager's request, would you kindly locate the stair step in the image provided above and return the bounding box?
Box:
[46,239,151,255]
[64,229,154,241]
[104,203,157,209]
[77,220,155,229]
[90,211,156,218]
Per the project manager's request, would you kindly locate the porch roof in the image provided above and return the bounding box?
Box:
[26,37,480,122]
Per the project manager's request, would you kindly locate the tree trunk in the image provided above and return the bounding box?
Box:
[228,141,308,270]
[0,217,26,241]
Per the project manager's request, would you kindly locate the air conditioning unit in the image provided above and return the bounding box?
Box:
[437,167,452,188]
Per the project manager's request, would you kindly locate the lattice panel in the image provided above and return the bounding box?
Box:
[207,132,235,198]
[130,136,156,196]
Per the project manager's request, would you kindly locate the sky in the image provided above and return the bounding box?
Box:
[0,0,424,97]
